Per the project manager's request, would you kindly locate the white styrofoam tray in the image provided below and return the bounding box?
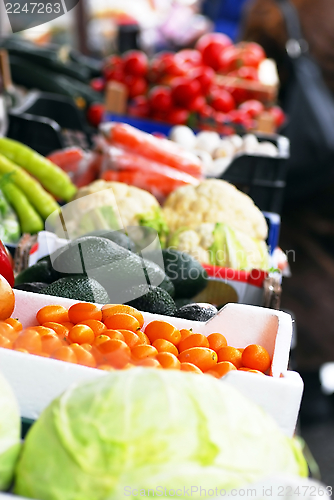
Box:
[0,290,303,437]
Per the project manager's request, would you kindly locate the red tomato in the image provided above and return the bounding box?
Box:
[103,55,123,80]
[228,109,254,130]
[87,103,104,127]
[104,67,125,83]
[195,33,233,71]
[171,77,201,108]
[219,42,265,73]
[148,86,172,112]
[150,52,186,81]
[124,75,148,99]
[174,49,202,68]
[210,89,235,113]
[240,100,264,118]
[190,66,215,95]
[188,95,206,113]
[127,96,150,118]
[0,242,14,287]
[165,108,189,125]
[150,110,167,122]
[199,104,215,120]
[269,106,286,128]
[90,78,105,92]
[123,50,148,77]
[224,84,249,105]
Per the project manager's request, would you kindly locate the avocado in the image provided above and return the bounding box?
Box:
[39,275,110,304]
[145,248,208,299]
[126,285,177,317]
[175,298,193,309]
[83,229,136,252]
[14,282,49,293]
[176,303,218,322]
[51,235,174,303]
[15,260,60,286]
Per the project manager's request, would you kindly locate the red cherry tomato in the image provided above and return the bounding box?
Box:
[210,89,235,113]
[171,77,201,108]
[219,42,265,73]
[195,33,233,71]
[123,50,148,77]
[148,86,172,112]
[104,67,125,83]
[190,66,215,95]
[87,103,105,127]
[188,95,206,113]
[228,66,259,81]
[124,75,148,99]
[90,78,105,92]
[128,96,150,118]
[269,106,286,128]
[174,49,202,69]
[165,108,189,125]
[150,52,186,81]
[236,42,266,68]
[103,55,124,81]
[199,104,215,120]
[228,109,254,130]
[240,100,264,118]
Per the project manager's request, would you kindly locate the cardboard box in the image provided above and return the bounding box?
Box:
[0,290,303,437]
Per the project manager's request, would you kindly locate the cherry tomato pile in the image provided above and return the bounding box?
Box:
[0,302,272,377]
[89,33,285,133]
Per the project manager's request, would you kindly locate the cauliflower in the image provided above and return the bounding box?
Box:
[169,223,269,270]
[163,179,268,241]
[57,180,168,240]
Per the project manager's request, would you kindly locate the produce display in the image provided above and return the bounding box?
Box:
[95,34,285,133]
[0,138,76,237]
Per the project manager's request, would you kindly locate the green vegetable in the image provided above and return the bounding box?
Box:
[210,223,249,269]
[0,372,21,491]
[0,188,20,243]
[0,138,76,202]
[40,275,110,303]
[176,303,218,321]
[163,248,208,299]
[15,259,60,286]
[14,370,307,500]
[138,207,169,248]
[1,181,43,234]
[0,154,59,220]
[126,284,177,316]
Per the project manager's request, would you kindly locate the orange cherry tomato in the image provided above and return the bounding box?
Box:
[122,362,136,370]
[241,344,271,373]
[207,333,227,352]
[4,318,23,332]
[14,348,28,354]
[71,344,97,368]
[93,334,113,347]
[41,334,63,355]
[180,362,202,374]
[78,320,106,336]
[178,333,209,353]
[68,302,102,324]
[104,313,140,332]
[178,347,217,372]
[61,322,75,330]
[13,329,42,354]
[98,339,131,368]
[207,361,237,378]
[136,331,150,345]
[33,326,57,337]
[217,346,243,369]
[179,329,193,342]
[102,304,144,328]
[89,345,105,365]
[156,352,180,370]
[0,276,15,321]
[238,367,265,375]
[237,348,245,354]
[36,305,69,325]
[0,333,11,348]
[97,364,115,371]
[118,330,140,348]
[152,338,178,356]
[103,329,125,341]
[52,346,77,364]
[136,358,161,368]
[68,325,95,345]
[132,344,158,360]
[0,322,19,342]
[42,322,69,338]
[145,321,181,346]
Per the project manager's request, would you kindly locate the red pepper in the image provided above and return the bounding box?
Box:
[0,241,14,287]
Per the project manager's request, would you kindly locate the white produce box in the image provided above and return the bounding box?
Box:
[0,290,303,437]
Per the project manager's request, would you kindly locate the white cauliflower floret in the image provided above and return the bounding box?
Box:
[74,180,160,228]
[163,179,267,241]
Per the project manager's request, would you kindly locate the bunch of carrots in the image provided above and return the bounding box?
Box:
[0,301,271,377]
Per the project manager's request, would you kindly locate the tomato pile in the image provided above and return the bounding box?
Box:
[0,302,272,377]
[89,33,285,133]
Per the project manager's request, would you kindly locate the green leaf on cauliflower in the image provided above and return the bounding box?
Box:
[209,223,249,269]
[138,208,169,248]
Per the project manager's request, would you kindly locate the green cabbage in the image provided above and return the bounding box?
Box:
[0,372,21,491]
[15,369,306,500]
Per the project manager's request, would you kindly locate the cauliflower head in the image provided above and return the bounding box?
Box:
[169,222,269,270]
[163,179,268,241]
